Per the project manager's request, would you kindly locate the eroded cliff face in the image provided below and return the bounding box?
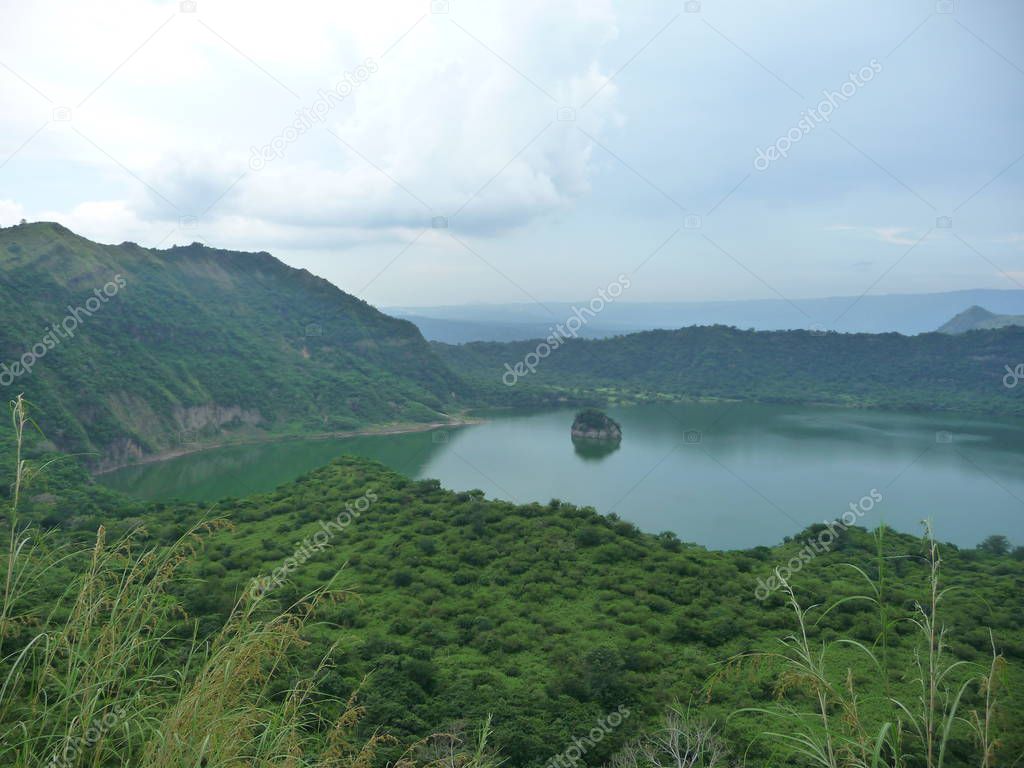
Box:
[90,400,266,471]
[94,437,147,473]
[172,404,263,434]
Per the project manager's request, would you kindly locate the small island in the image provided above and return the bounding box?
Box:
[570,408,622,443]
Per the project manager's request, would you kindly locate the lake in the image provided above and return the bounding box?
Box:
[99,402,1024,549]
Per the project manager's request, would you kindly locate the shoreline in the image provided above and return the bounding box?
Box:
[92,417,484,476]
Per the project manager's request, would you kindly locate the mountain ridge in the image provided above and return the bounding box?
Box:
[0,222,465,468]
[390,288,1024,341]
[938,305,1024,334]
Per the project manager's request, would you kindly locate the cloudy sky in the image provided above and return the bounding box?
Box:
[1,0,1022,307]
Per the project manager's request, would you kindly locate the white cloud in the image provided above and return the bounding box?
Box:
[0,0,620,249]
[0,200,26,227]
[871,227,920,246]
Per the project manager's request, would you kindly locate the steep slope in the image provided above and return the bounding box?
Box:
[938,305,1024,334]
[0,222,464,468]
[435,324,1024,416]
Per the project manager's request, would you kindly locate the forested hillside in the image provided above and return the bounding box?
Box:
[0,222,464,468]
[436,325,1024,416]
[10,443,1023,767]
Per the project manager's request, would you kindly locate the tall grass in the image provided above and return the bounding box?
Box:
[728,522,1008,768]
[0,396,500,768]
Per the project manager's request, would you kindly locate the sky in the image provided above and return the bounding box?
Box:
[1,0,1023,308]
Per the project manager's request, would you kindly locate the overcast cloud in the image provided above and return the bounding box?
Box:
[1,0,1022,307]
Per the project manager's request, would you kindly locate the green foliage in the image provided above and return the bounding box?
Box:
[4,400,1023,767]
[0,397,502,768]
[64,456,1013,768]
[436,325,1024,417]
[0,223,464,467]
[572,409,619,431]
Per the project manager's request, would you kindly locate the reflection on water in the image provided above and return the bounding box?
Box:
[571,436,621,461]
[100,402,1024,549]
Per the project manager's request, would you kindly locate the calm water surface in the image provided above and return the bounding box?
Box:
[99,403,1024,549]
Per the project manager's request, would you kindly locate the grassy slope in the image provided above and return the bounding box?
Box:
[153,457,1023,767]
[434,325,1024,416]
[0,222,463,468]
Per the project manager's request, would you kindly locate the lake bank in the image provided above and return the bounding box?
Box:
[91,416,484,476]
[99,402,1024,549]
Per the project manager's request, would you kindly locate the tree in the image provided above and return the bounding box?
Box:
[609,706,734,768]
[978,535,1011,556]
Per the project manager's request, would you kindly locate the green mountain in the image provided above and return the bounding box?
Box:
[435,324,1024,416]
[937,305,1024,334]
[0,222,463,469]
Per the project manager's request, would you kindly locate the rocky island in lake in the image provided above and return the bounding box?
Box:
[570,408,622,443]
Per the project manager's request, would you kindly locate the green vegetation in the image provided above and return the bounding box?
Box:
[3,225,1023,767]
[6,399,1021,767]
[0,398,501,768]
[434,325,1024,417]
[0,223,463,469]
[570,409,622,442]
[5,223,1023,475]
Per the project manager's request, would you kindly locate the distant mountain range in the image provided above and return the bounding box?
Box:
[389,289,1024,342]
[937,306,1024,334]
